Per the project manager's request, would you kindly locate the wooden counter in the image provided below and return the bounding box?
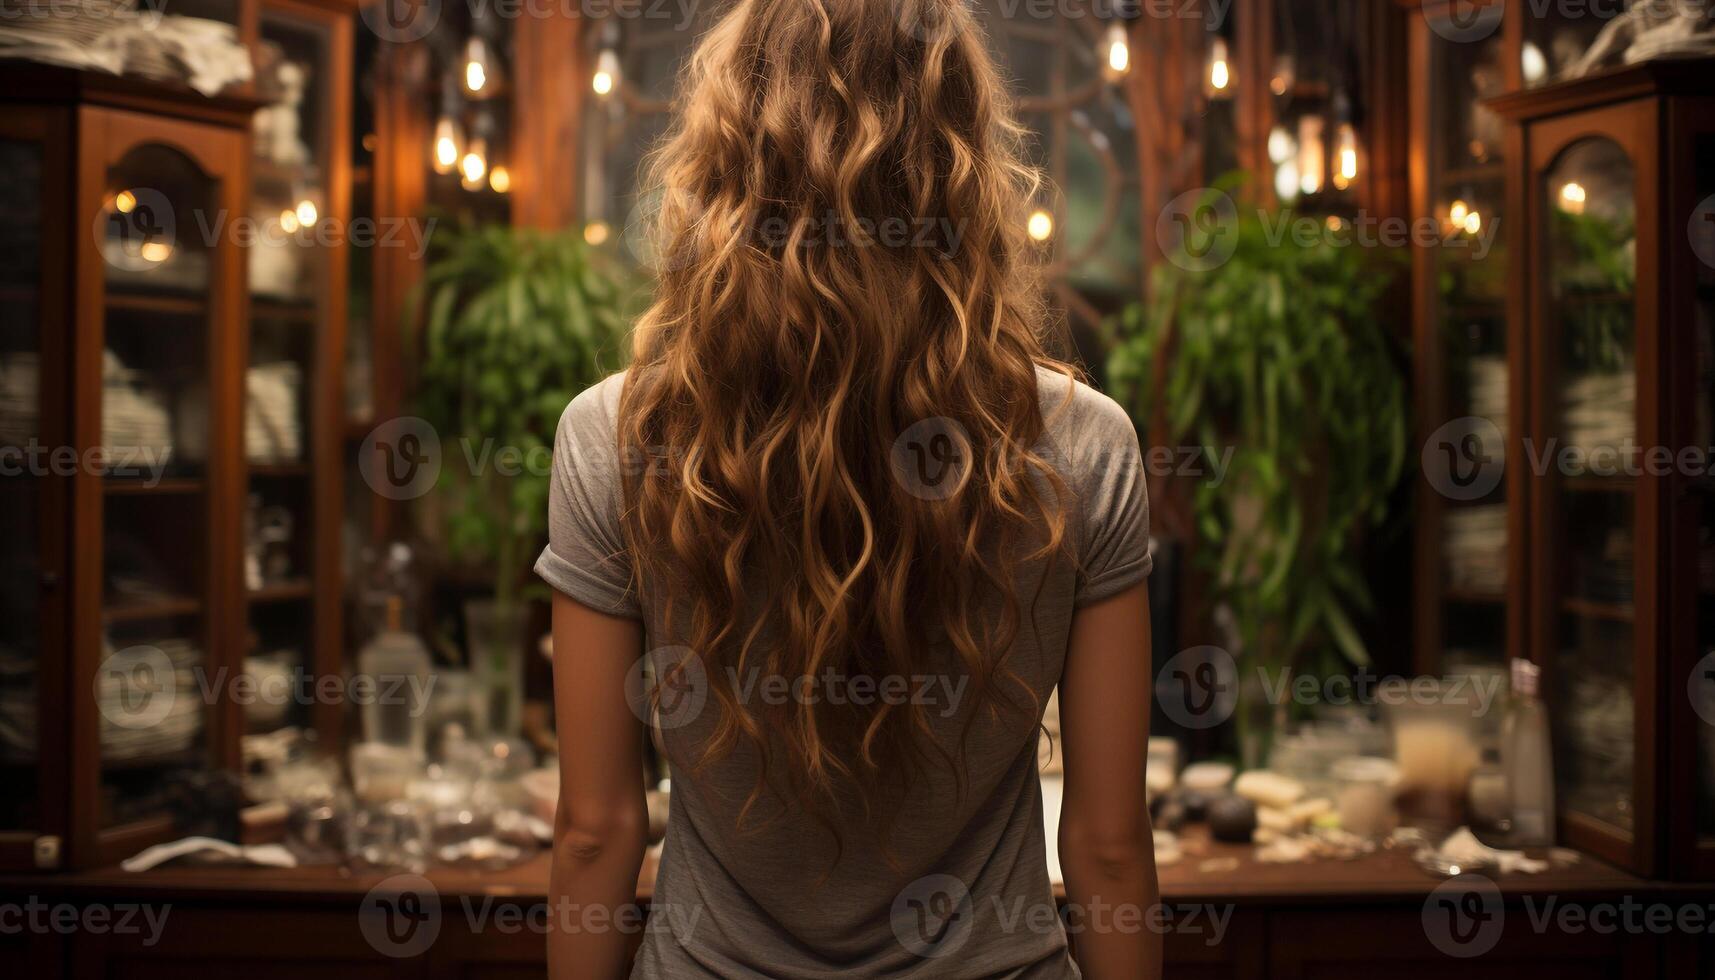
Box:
[4,827,1708,978]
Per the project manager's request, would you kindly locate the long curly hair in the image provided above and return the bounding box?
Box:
[618,0,1077,851]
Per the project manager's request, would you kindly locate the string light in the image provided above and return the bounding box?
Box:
[593,47,620,97]
[1297,115,1325,195]
[1449,199,1470,227]
[295,199,317,226]
[464,36,490,94]
[279,208,300,234]
[489,164,511,194]
[1104,21,1130,78]
[1206,36,1232,98]
[460,136,489,191]
[432,116,462,175]
[114,189,137,214]
[1334,122,1358,190]
[1267,125,1295,165]
[584,221,610,246]
[1026,209,1054,242]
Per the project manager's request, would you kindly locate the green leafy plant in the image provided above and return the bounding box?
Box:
[410,223,635,611]
[1107,188,1408,753]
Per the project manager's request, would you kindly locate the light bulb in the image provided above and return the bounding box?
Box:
[1267,125,1294,165]
[295,199,318,226]
[1522,42,1548,86]
[432,117,462,174]
[139,240,173,264]
[279,208,300,234]
[460,137,488,191]
[489,164,511,194]
[464,37,490,94]
[1207,37,1232,98]
[1449,200,1470,227]
[1559,181,1586,214]
[593,48,620,97]
[1026,209,1053,242]
[1104,22,1130,77]
[1334,122,1358,190]
[1297,115,1324,195]
[584,221,610,246]
[1464,209,1482,234]
[114,189,137,214]
[1274,161,1300,201]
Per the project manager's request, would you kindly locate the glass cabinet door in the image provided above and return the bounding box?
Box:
[245,8,335,738]
[1539,136,1638,842]
[1420,11,1510,669]
[1693,131,1715,866]
[95,138,222,830]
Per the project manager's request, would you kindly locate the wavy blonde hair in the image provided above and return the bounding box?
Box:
[619,0,1076,848]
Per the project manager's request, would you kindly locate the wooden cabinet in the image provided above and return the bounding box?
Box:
[0,44,350,870]
[1485,62,1715,878]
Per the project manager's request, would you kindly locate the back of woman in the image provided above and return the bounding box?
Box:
[538,1,1160,977]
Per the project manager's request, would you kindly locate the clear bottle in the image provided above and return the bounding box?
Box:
[1502,658,1555,846]
[358,595,433,757]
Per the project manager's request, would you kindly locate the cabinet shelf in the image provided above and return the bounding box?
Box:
[248,578,313,604]
[104,596,202,623]
[1561,596,1635,623]
[106,291,207,317]
[104,477,203,495]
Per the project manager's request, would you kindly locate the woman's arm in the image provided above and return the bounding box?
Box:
[547,590,650,980]
[1056,580,1161,980]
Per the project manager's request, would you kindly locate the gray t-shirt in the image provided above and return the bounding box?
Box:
[536,367,1151,979]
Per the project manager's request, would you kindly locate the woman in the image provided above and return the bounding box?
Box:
[537,0,1159,976]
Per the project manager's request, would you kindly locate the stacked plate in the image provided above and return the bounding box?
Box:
[1443,503,1507,595]
[246,361,303,464]
[0,353,38,447]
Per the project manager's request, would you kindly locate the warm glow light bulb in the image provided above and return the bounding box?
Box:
[1026,209,1054,242]
[279,208,300,234]
[1521,42,1548,86]
[584,221,610,246]
[1334,122,1358,189]
[432,117,462,174]
[139,241,173,263]
[593,48,620,97]
[1297,115,1324,195]
[464,37,490,94]
[1105,22,1129,76]
[1208,37,1231,95]
[1464,209,1482,234]
[1559,181,1587,213]
[114,189,137,214]
[460,137,488,190]
[295,199,317,226]
[489,165,511,194]
[1267,125,1294,165]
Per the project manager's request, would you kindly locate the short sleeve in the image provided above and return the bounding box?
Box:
[1068,388,1152,607]
[534,374,641,619]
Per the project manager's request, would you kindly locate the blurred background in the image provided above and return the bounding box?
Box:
[2,0,1715,974]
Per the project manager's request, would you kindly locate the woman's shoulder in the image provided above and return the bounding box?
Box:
[1031,363,1140,462]
[556,370,629,442]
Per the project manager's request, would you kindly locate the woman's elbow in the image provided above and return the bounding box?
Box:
[554,801,648,865]
[1059,814,1154,884]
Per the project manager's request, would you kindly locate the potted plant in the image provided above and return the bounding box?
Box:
[410,222,633,735]
[1108,188,1409,765]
